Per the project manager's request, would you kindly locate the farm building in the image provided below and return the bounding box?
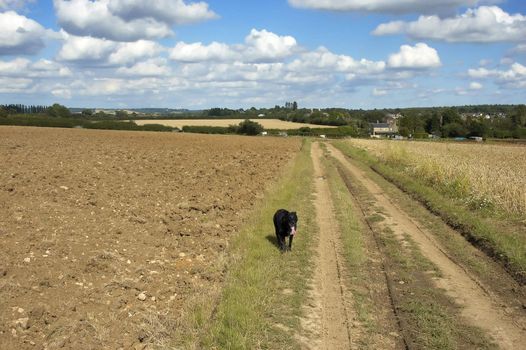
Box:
[370,122,398,138]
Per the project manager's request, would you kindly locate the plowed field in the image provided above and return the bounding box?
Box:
[0,127,300,349]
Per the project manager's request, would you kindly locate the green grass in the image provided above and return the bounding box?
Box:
[198,139,316,349]
[332,140,526,285]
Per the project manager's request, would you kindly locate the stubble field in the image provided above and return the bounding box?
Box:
[0,126,301,349]
[133,118,337,130]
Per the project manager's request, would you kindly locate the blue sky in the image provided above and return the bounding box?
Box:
[0,0,525,109]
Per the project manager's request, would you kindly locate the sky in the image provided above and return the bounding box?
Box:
[0,0,525,109]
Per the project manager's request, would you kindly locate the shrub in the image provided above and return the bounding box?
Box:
[236,119,264,135]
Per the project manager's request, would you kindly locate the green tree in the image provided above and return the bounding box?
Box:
[425,112,441,135]
[442,108,462,125]
[0,107,7,118]
[46,103,71,118]
[442,122,468,138]
[511,104,526,127]
[237,119,264,135]
[81,109,94,117]
[115,110,128,119]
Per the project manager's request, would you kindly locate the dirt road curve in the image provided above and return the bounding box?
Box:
[301,143,353,349]
[327,143,526,350]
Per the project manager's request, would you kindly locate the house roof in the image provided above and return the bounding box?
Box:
[370,123,390,128]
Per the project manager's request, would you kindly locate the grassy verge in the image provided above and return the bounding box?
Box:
[334,158,496,350]
[194,139,316,349]
[332,141,526,285]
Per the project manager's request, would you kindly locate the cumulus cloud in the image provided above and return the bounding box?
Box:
[0,76,33,93]
[0,11,51,55]
[288,47,386,77]
[0,0,34,10]
[108,40,163,65]
[243,29,298,61]
[467,62,526,88]
[373,6,526,43]
[57,32,162,66]
[387,43,441,69]
[469,81,483,90]
[170,29,298,63]
[107,0,217,25]
[116,58,171,76]
[170,42,236,62]
[372,88,387,96]
[54,0,217,41]
[288,0,481,15]
[0,57,72,77]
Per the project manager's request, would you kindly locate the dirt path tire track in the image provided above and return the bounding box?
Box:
[300,142,353,349]
[328,143,526,350]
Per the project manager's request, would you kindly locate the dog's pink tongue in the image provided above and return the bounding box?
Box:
[291,228,296,236]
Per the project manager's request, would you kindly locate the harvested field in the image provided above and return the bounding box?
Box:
[0,126,301,349]
[133,119,337,130]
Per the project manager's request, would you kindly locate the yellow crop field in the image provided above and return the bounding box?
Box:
[347,139,526,217]
[134,119,336,130]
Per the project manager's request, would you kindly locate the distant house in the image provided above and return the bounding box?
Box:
[370,122,397,138]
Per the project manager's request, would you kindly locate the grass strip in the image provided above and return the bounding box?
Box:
[200,139,316,349]
[333,141,526,285]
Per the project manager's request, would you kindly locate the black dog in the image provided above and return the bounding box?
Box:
[273,209,298,252]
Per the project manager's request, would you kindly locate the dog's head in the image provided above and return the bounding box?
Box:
[288,211,298,235]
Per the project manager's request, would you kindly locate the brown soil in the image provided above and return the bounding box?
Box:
[300,142,353,350]
[328,143,526,350]
[0,126,301,349]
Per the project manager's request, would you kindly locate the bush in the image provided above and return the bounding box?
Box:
[237,119,263,135]
[46,103,71,118]
[182,125,231,134]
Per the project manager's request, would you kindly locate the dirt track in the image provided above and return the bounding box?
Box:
[0,127,300,349]
[300,143,352,349]
[327,143,526,349]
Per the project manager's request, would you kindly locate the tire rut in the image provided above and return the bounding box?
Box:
[300,142,353,349]
[328,143,526,350]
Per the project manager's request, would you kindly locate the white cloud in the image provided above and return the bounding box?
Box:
[243,29,298,62]
[373,6,526,43]
[170,29,298,63]
[387,43,441,69]
[116,58,170,76]
[51,87,72,99]
[57,32,161,66]
[469,81,483,90]
[57,33,116,62]
[107,0,217,25]
[0,76,33,93]
[108,40,162,65]
[372,88,387,96]
[288,0,480,14]
[0,57,72,77]
[467,62,526,89]
[0,11,51,55]
[288,47,386,75]
[54,0,216,41]
[0,0,33,10]
[170,41,235,62]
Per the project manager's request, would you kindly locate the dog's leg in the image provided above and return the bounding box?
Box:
[288,235,293,251]
[278,235,287,252]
